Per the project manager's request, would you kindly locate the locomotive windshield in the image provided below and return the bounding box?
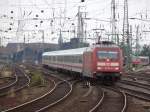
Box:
[97,51,118,59]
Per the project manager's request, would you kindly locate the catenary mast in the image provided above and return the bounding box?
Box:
[123,0,132,69]
[111,0,117,43]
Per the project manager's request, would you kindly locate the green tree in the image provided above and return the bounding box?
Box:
[140,45,150,58]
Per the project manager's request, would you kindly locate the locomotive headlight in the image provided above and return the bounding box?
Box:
[110,62,119,66]
[115,67,119,70]
[97,67,102,70]
[97,62,105,66]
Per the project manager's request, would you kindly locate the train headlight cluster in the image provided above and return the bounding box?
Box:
[97,66,119,70]
[97,62,106,66]
[110,62,119,66]
[97,62,119,67]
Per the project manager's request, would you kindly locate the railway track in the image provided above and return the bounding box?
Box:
[89,86,127,112]
[25,64,128,112]
[0,76,16,89]
[0,66,30,96]
[28,64,105,112]
[0,66,16,88]
[3,71,73,112]
[124,68,150,81]
[117,80,150,101]
[124,74,150,82]
[120,79,150,90]
[19,64,128,112]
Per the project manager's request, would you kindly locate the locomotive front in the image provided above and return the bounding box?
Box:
[93,45,123,81]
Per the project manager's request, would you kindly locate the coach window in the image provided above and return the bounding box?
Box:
[62,56,64,62]
[51,56,52,61]
[76,56,79,63]
[67,56,70,62]
[58,56,60,62]
[53,56,55,62]
[68,56,70,62]
[75,56,77,63]
[68,56,71,62]
[59,56,61,62]
[63,56,66,62]
[51,56,53,62]
[66,56,69,62]
[71,56,74,63]
[59,56,62,62]
[55,56,57,62]
[60,56,62,62]
[76,57,78,63]
[79,55,82,63]
[65,56,67,62]
[47,56,49,61]
[57,56,60,62]
[66,56,68,62]
[74,56,77,63]
[70,56,72,63]
[76,56,78,63]
[61,56,62,62]
[62,56,63,62]
[50,56,52,61]
[50,56,52,62]
[71,56,73,63]
[74,56,76,63]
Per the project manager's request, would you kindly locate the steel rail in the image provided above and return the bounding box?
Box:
[0,71,18,92]
[3,78,56,112]
[120,80,150,90]
[36,80,74,112]
[89,88,105,112]
[2,69,73,112]
[121,91,127,112]
[118,85,150,102]
[0,66,30,96]
[101,86,127,112]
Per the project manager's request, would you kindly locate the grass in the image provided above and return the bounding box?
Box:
[30,70,46,87]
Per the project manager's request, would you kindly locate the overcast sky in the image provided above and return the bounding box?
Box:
[0,0,150,46]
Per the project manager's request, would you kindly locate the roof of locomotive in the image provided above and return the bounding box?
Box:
[93,41,119,48]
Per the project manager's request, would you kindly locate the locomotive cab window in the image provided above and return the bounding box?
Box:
[97,51,118,60]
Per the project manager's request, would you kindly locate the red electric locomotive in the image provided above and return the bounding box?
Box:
[131,56,150,67]
[42,41,123,82]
